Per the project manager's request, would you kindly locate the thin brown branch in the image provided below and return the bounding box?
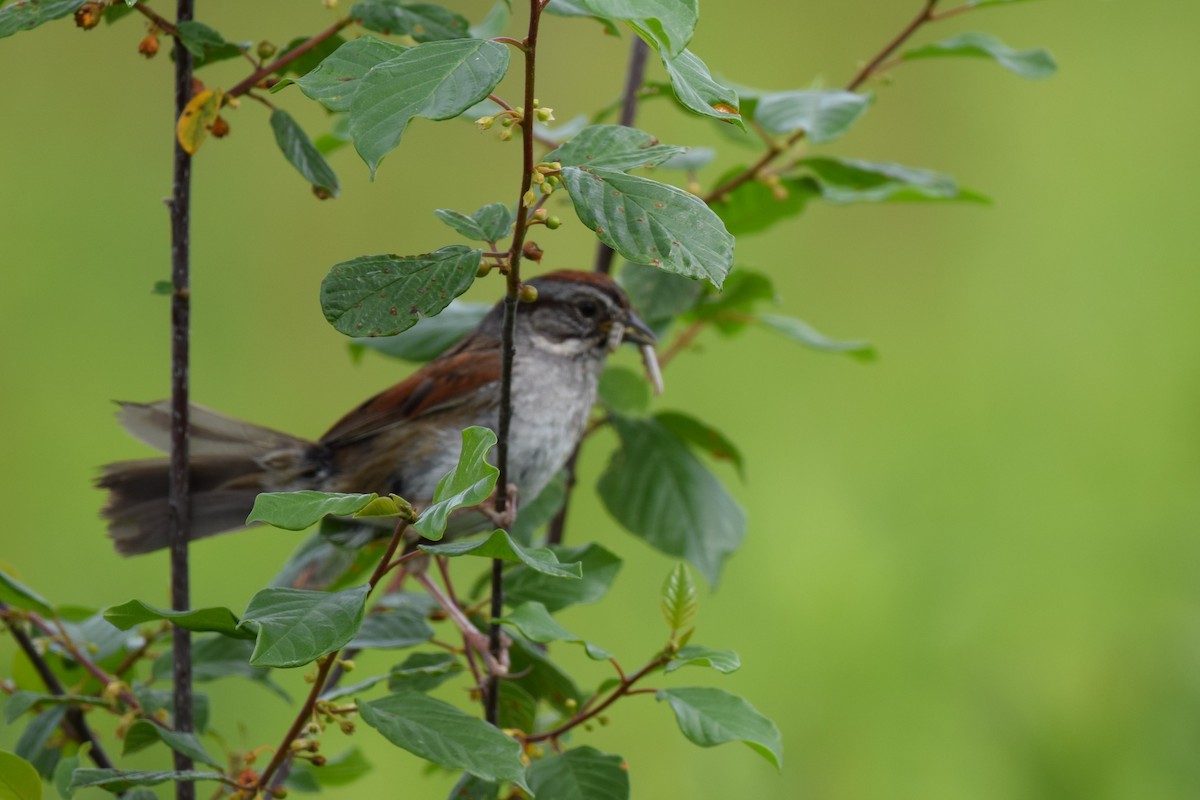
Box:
[846,0,940,92]
[657,320,707,368]
[226,17,353,99]
[436,557,484,693]
[132,1,178,38]
[524,654,668,744]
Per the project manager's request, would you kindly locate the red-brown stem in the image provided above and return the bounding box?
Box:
[226,18,353,99]
[436,557,484,692]
[25,614,145,715]
[524,655,668,744]
[703,0,942,205]
[657,320,707,368]
[132,1,178,37]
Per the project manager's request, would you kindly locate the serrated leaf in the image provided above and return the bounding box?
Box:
[321,247,481,337]
[660,563,697,632]
[278,36,407,111]
[434,203,514,242]
[755,90,871,143]
[0,0,84,39]
[505,543,622,612]
[757,313,876,361]
[68,770,228,793]
[287,747,372,789]
[175,88,225,155]
[412,426,499,539]
[274,33,348,77]
[599,417,744,585]
[246,491,378,531]
[348,606,433,649]
[548,0,696,58]
[662,49,742,126]
[103,600,251,640]
[387,651,463,693]
[709,171,820,237]
[665,645,740,674]
[175,20,245,68]
[548,125,687,172]
[0,749,41,800]
[561,167,733,288]
[902,32,1056,79]
[122,720,221,769]
[527,747,630,800]
[351,300,489,362]
[237,585,369,668]
[499,601,611,660]
[654,411,745,479]
[508,637,582,713]
[352,0,470,42]
[598,366,650,416]
[270,109,339,198]
[801,156,986,204]
[350,38,509,177]
[358,692,528,789]
[657,687,782,769]
[0,566,53,617]
[421,530,582,579]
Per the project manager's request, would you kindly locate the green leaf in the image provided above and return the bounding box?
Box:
[598,366,651,416]
[16,706,63,778]
[237,585,370,668]
[52,744,83,800]
[287,747,372,789]
[0,749,41,800]
[618,262,704,327]
[387,651,463,693]
[434,203,514,242]
[320,246,481,337]
[122,720,221,769]
[654,411,745,479]
[0,567,53,617]
[4,693,102,725]
[349,38,509,177]
[496,681,536,734]
[755,90,871,143]
[351,0,470,42]
[526,747,630,800]
[709,172,820,237]
[270,109,340,198]
[0,0,83,39]
[150,636,285,702]
[660,562,697,632]
[412,426,499,539]
[448,772,499,800]
[358,692,528,789]
[599,417,744,585]
[468,1,509,38]
[801,156,987,204]
[548,125,687,172]
[103,599,251,640]
[246,491,378,531]
[508,637,582,713]
[510,471,568,546]
[548,0,696,58]
[560,167,734,288]
[903,32,1056,78]
[68,770,228,793]
[320,674,390,702]
[132,685,213,733]
[421,530,582,579]
[757,313,876,361]
[348,607,433,649]
[175,21,246,69]
[505,543,622,612]
[274,33,348,77]
[687,268,775,335]
[665,645,741,674]
[351,300,488,363]
[661,49,742,126]
[499,601,611,660]
[657,687,783,769]
[278,36,407,112]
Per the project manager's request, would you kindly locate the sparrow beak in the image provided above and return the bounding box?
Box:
[622,311,664,396]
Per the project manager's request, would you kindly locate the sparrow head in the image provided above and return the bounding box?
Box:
[522,270,656,353]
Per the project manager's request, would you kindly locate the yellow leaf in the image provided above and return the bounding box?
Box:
[176,88,225,155]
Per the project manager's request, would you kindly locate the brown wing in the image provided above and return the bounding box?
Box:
[319,341,501,447]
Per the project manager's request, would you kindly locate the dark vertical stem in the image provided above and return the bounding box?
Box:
[488,0,545,726]
[168,0,195,795]
[592,36,650,276]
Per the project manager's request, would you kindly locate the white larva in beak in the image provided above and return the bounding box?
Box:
[640,343,664,396]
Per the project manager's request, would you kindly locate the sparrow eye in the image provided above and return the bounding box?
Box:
[576,299,598,318]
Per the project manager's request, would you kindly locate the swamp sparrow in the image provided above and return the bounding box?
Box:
[99,270,661,555]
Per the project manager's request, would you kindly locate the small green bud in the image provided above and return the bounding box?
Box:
[546,216,562,230]
[474,115,495,131]
[257,41,277,60]
[519,284,539,303]
[498,128,514,141]
[522,189,537,207]
[536,107,555,123]
[500,116,515,128]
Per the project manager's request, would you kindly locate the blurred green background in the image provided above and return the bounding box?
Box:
[3,1,1200,797]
